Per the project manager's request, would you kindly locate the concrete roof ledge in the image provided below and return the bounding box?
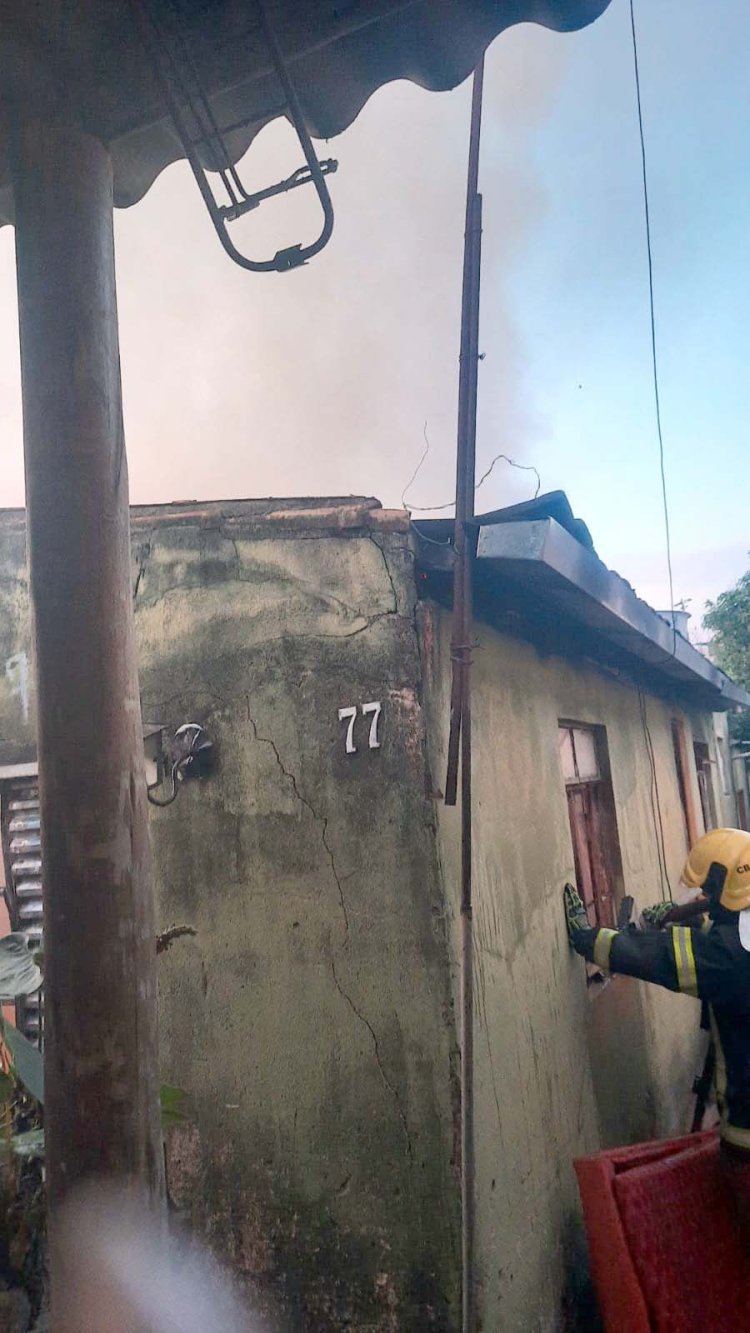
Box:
[263,502,410,533]
[474,518,750,711]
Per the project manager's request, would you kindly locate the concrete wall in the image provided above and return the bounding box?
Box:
[418,602,728,1332]
[131,503,460,1330]
[0,503,740,1332]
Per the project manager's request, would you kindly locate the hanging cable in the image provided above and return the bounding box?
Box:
[403,441,541,513]
[401,422,432,507]
[409,521,452,548]
[629,0,677,657]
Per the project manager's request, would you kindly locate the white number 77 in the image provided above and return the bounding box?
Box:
[362,701,382,750]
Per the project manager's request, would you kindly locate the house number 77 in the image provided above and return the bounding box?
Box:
[338,702,382,754]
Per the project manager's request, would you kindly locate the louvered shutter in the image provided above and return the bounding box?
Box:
[1,777,43,1045]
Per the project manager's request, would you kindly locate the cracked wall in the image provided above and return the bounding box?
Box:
[418,600,729,1332]
[1,498,738,1333]
[132,503,460,1331]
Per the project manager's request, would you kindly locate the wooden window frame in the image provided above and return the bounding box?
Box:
[671,719,700,849]
[559,722,624,932]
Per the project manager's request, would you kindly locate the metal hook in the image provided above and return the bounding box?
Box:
[147,760,180,808]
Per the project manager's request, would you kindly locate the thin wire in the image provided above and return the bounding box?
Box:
[475,452,541,500]
[629,0,676,657]
[404,445,541,514]
[409,521,452,548]
[401,422,432,507]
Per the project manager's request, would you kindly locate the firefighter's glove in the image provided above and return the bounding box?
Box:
[640,902,673,930]
[564,883,590,951]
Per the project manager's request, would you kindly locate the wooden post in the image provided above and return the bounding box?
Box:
[10,118,164,1304]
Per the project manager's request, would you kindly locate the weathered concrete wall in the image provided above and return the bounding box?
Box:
[0,502,460,1326]
[418,602,726,1332]
[132,502,460,1330]
[0,501,740,1332]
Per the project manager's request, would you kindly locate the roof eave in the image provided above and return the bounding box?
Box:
[417,517,750,712]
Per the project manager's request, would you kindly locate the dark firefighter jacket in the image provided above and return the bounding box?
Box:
[572,908,750,1152]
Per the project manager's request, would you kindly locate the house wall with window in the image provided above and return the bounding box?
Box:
[0,498,744,1333]
[418,599,730,1332]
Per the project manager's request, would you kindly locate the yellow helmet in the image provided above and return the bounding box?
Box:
[682,829,750,911]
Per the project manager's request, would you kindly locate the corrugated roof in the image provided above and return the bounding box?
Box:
[0,0,611,223]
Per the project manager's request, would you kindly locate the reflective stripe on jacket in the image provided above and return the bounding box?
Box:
[574,912,750,1150]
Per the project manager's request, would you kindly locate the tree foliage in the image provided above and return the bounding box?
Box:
[704,563,750,743]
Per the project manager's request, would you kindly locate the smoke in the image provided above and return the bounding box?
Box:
[0,22,573,512]
[54,1183,262,1332]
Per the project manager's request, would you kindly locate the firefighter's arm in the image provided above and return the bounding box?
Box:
[564,885,732,1001]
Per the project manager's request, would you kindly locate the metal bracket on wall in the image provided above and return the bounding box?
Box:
[147,723,215,807]
[130,0,337,272]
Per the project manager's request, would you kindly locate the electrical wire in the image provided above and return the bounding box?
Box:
[630,1,684,899]
[475,452,541,502]
[629,0,677,658]
[401,422,432,508]
[409,521,452,548]
[402,428,542,514]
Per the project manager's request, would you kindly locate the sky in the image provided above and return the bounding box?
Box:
[0,0,747,626]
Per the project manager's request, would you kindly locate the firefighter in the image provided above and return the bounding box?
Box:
[565,828,750,1237]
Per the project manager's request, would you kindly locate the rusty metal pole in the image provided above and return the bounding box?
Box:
[446,60,484,809]
[444,58,484,1333]
[459,187,482,1333]
[11,117,164,1311]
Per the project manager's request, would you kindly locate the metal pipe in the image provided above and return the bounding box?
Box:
[443,57,484,1333]
[446,60,484,806]
[10,117,165,1319]
[460,186,482,1333]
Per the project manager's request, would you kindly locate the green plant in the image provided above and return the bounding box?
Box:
[704,563,750,744]
[0,1026,187,1159]
[0,933,187,1159]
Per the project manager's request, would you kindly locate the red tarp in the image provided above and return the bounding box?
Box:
[575,1132,750,1332]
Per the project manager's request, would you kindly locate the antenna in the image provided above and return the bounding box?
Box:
[130,0,337,272]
